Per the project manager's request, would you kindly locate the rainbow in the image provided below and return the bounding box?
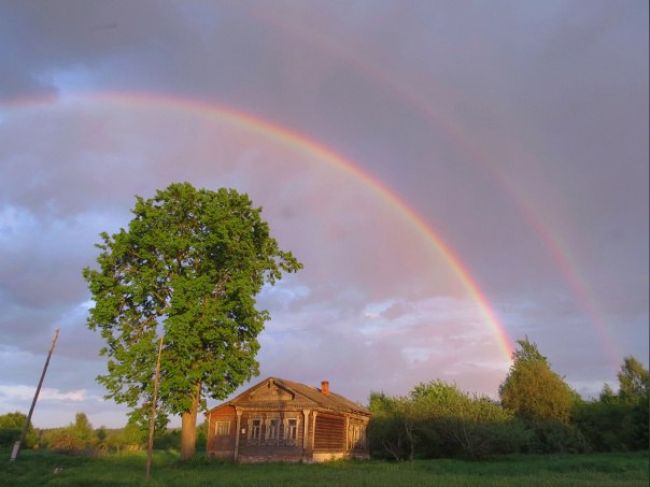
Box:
[239,7,623,366]
[2,91,515,362]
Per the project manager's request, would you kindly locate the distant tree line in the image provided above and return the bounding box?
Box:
[368,339,649,460]
[2,338,646,460]
[0,411,207,456]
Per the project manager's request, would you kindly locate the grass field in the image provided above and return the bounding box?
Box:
[2,449,648,486]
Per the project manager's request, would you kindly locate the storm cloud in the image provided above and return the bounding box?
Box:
[0,1,647,427]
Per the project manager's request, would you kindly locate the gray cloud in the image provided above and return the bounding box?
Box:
[0,1,647,426]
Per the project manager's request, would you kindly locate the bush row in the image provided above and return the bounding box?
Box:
[0,412,207,455]
[367,350,648,460]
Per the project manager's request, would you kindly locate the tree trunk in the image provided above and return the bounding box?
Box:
[180,383,201,460]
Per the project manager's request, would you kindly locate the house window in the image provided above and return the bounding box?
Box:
[349,424,366,449]
[267,418,280,440]
[251,419,262,441]
[215,420,230,437]
[348,424,366,449]
[286,419,297,441]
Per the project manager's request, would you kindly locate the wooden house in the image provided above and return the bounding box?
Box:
[205,377,370,462]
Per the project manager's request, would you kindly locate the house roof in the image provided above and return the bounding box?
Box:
[208,377,371,416]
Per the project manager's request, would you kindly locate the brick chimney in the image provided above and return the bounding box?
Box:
[321,380,330,396]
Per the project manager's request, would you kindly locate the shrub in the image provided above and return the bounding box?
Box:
[42,412,98,455]
[0,427,22,447]
[368,382,529,460]
[0,412,37,448]
[571,357,649,452]
[46,428,89,455]
[154,429,180,450]
[523,419,589,454]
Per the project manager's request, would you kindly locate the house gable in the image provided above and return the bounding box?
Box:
[208,377,370,416]
[246,380,295,402]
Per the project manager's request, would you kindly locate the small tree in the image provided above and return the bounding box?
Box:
[0,412,37,448]
[83,183,302,459]
[617,356,649,403]
[368,392,415,461]
[499,338,573,423]
[617,356,649,448]
[573,357,650,451]
[71,413,94,444]
[46,412,96,455]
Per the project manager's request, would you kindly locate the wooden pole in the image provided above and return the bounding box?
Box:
[145,334,164,482]
[10,328,59,461]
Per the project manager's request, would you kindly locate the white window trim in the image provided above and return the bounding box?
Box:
[266,417,281,441]
[248,418,262,441]
[283,416,300,442]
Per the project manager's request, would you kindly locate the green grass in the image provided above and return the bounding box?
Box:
[1,449,648,486]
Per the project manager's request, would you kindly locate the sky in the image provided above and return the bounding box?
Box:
[0,1,648,428]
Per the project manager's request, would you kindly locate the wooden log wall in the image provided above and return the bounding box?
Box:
[314,413,345,451]
[208,406,237,453]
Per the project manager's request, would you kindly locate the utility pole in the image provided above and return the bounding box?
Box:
[145,334,164,481]
[10,328,60,461]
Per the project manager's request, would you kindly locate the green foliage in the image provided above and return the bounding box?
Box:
[499,338,574,423]
[599,383,617,403]
[368,381,529,460]
[572,398,630,451]
[617,356,650,404]
[0,411,37,448]
[523,420,589,454]
[368,339,645,460]
[0,411,28,429]
[96,426,107,442]
[44,428,88,455]
[42,412,98,455]
[368,392,415,460]
[196,421,207,450]
[409,381,529,459]
[573,356,649,452]
[2,448,648,486]
[71,412,94,443]
[0,428,21,447]
[122,417,147,449]
[153,428,180,450]
[83,183,302,428]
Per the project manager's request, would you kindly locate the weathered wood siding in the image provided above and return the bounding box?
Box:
[205,378,371,461]
[314,413,345,451]
[237,411,305,461]
[207,405,237,456]
[348,417,368,452]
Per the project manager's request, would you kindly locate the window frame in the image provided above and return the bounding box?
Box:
[214,420,230,437]
[249,418,262,442]
[266,417,281,441]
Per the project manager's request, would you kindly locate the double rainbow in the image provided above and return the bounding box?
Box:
[2,91,515,362]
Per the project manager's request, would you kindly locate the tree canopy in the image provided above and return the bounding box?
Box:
[0,411,36,448]
[83,183,302,458]
[616,356,649,403]
[369,380,527,460]
[499,338,574,423]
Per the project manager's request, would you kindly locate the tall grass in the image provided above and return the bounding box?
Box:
[2,448,648,486]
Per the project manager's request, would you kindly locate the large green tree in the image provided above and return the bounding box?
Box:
[499,338,574,423]
[83,183,302,458]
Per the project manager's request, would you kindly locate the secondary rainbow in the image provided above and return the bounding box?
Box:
[2,91,515,361]
[241,9,621,366]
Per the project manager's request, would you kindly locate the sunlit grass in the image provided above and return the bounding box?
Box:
[1,448,647,486]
